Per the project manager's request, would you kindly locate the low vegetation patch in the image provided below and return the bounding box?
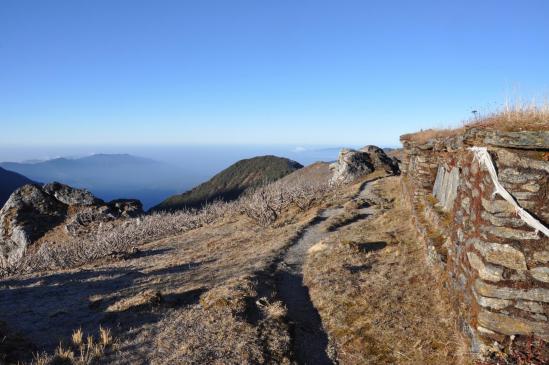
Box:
[31,326,113,365]
[304,177,470,365]
[401,102,549,143]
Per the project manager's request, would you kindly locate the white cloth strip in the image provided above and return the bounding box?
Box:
[469,146,549,238]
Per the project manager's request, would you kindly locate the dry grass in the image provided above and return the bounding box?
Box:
[153,277,292,365]
[31,327,113,365]
[402,102,549,143]
[1,176,330,278]
[304,176,471,365]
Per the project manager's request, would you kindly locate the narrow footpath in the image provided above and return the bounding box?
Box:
[275,179,378,365]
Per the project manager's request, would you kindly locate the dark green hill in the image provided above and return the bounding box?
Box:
[0,167,35,207]
[152,155,303,211]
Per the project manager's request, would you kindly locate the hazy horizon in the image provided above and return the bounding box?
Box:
[0,144,365,209]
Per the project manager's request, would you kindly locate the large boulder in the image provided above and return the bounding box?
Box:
[330,146,400,184]
[360,145,400,175]
[42,181,102,206]
[0,182,143,264]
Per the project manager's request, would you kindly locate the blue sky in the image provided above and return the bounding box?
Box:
[1,0,548,147]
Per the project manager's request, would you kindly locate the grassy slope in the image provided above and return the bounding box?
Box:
[152,155,303,211]
[304,176,468,365]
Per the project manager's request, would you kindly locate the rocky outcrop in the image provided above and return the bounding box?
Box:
[401,128,549,361]
[0,182,143,264]
[330,145,400,184]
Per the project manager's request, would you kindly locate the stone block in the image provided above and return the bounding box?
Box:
[471,239,527,270]
[481,198,514,214]
[480,211,525,228]
[530,267,549,283]
[476,294,512,310]
[475,279,549,303]
[478,310,549,340]
[467,251,503,282]
[481,226,540,241]
[515,300,545,314]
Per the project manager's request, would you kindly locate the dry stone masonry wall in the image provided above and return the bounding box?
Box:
[401,127,549,359]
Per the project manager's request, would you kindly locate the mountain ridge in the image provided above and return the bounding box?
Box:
[152,155,303,211]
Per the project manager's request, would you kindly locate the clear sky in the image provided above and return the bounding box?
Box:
[1,0,548,147]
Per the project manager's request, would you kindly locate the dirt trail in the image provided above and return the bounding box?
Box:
[275,180,378,364]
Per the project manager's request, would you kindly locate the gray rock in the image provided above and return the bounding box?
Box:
[359,145,400,175]
[477,310,549,340]
[498,168,543,185]
[432,166,460,211]
[0,183,143,264]
[471,238,527,270]
[515,300,545,314]
[530,267,549,283]
[476,295,512,310]
[482,130,549,150]
[533,251,549,264]
[330,149,374,184]
[496,149,549,173]
[481,226,540,241]
[330,145,400,184]
[467,251,504,282]
[480,211,525,228]
[42,182,102,206]
[475,279,549,303]
[0,184,67,263]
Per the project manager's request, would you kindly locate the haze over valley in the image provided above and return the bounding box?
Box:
[0,145,349,210]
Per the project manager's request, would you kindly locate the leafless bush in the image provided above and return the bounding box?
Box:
[0,177,331,276]
[238,178,330,227]
[1,201,232,276]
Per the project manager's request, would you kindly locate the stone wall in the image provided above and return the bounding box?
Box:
[400,127,549,360]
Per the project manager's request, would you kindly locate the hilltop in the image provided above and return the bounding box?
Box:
[0,167,35,207]
[152,155,303,211]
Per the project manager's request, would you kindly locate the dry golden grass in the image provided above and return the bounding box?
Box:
[31,327,114,365]
[402,102,549,143]
[304,176,471,365]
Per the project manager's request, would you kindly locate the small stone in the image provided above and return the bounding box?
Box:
[461,197,471,213]
[481,198,514,214]
[522,182,541,193]
[480,211,525,228]
[530,267,549,283]
[512,191,536,200]
[467,252,503,282]
[476,295,512,310]
[515,300,544,314]
[533,251,549,264]
[475,279,549,303]
[496,149,549,173]
[481,226,540,241]
[478,310,549,340]
[471,239,527,270]
[471,161,479,175]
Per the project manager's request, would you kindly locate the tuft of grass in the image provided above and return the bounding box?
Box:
[401,101,549,143]
[31,327,113,365]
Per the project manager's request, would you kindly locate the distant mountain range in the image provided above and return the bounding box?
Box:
[152,155,303,212]
[0,154,188,210]
[0,167,36,207]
